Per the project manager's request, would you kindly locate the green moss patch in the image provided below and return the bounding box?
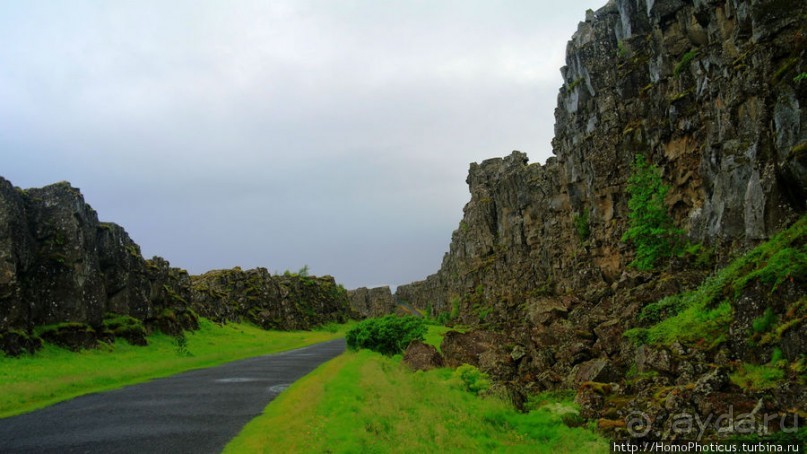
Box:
[625,215,807,346]
[103,314,147,346]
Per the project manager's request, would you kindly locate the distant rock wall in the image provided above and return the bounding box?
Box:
[347,286,396,318]
[0,178,352,355]
[191,268,351,330]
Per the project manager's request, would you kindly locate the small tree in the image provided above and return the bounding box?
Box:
[622,155,683,270]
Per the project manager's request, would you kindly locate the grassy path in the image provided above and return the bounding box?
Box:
[0,319,343,418]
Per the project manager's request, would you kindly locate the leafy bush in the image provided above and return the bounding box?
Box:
[345,315,426,356]
[434,311,452,325]
[682,242,714,269]
[729,362,785,391]
[622,155,684,271]
[452,364,491,395]
[752,308,777,334]
[174,333,193,357]
[573,211,590,241]
[450,296,461,320]
[735,247,807,296]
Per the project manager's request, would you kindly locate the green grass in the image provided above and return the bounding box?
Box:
[729,363,786,391]
[422,324,454,351]
[225,350,608,453]
[0,319,345,418]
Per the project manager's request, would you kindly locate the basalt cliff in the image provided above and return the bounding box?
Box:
[397,0,806,441]
[0,178,352,355]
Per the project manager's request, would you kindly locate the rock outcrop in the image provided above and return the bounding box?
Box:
[0,178,199,353]
[191,267,351,330]
[395,0,806,441]
[347,286,396,318]
[402,340,444,371]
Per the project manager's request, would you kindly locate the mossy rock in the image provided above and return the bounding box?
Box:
[0,330,43,357]
[103,313,148,346]
[36,322,98,351]
[149,308,199,336]
[579,381,614,395]
[789,141,807,160]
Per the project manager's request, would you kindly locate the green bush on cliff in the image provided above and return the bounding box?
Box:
[346,315,426,356]
[573,210,591,242]
[622,155,684,271]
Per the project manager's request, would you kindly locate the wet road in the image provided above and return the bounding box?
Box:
[0,338,345,453]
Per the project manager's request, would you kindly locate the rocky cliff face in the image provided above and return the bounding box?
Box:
[395,0,806,440]
[0,178,199,353]
[191,268,351,330]
[0,178,352,355]
[347,286,396,318]
[398,0,806,314]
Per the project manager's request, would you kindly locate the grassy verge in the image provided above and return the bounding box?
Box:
[225,349,608,453]
[0,318,346,418]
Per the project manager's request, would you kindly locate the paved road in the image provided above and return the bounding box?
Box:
[0,338,345,454]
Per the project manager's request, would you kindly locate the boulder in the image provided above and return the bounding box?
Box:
[441,330,516,381]
[571,358,622,386]
[403,340,444,371]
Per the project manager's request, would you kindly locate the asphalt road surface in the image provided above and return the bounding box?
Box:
[0,338,345,453]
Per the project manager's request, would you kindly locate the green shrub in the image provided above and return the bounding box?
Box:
[770,347,784,365]
[452,364,491,395]
[681,242,714,269]
[345,315,427,356]
[734,247,807,296]
[729,362,785,391]
[573,211,591,241]
[622,155,684,270]
[174,333,193,357]
[752,308,777,334]
[434,311,452,325]
[450,296,461,320]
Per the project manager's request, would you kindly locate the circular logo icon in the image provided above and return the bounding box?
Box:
[625,411,652,437]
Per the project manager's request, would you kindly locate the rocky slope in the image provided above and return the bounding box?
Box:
[396,0,806,441]
[0,178,352,355]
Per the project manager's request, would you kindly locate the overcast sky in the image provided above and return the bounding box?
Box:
[1,0,604,289]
